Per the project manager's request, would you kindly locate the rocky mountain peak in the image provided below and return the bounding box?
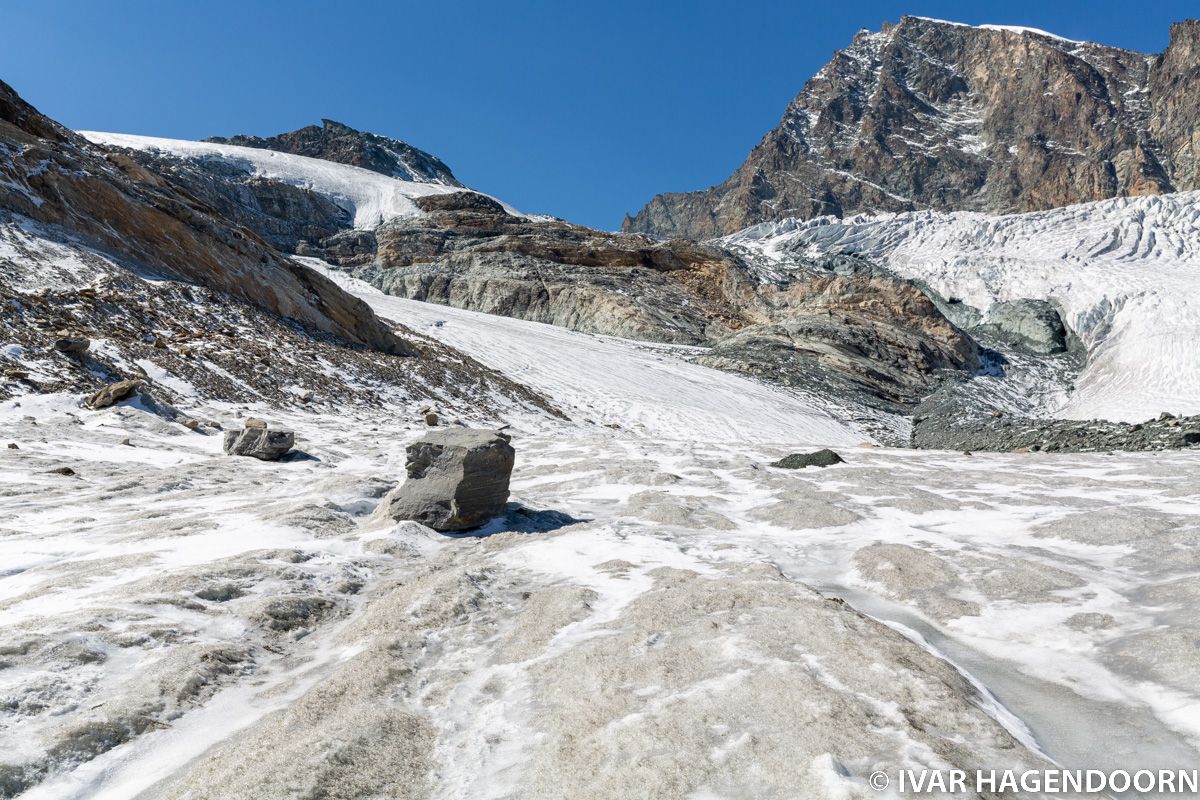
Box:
[318,118,358,134]
[1150,20,1200,191]
[205,119,462,186]
[1168,18,1200,49]
[1,78,75,144]
[624,17,1198,239]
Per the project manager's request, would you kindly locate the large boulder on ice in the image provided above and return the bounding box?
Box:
[380,428,515,532]
[224,422,295,461]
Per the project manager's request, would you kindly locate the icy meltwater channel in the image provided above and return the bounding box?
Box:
[327,264,1200,793]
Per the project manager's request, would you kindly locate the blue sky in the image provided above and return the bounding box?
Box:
[2,1,1190,229]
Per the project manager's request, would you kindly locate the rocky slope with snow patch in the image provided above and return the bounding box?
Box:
[79,132,512,231]
[625,17,1200,238]
[206,118,462,186]
[0,81,402,355]
[1,80,561,423]
[0,219,559,420]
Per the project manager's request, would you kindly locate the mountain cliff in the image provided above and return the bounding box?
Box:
[624,17,1200,238]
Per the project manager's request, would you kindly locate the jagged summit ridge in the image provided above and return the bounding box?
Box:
[206,118,462,186]
[624,15,1199,238]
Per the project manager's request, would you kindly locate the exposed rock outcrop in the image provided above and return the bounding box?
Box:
[206,119,461,185]
[379,428,515,531]
[624,17,1200,238]
[352,191,744,345]
[976,300,1070,355]
[699,274,980,408]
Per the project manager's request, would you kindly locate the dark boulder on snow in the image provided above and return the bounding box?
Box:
[53,336,91,355]
[771,449,845,469]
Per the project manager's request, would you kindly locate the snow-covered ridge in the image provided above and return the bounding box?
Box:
[725,192,1200,423]
[908,16,1086,45]
[78,132,520,228]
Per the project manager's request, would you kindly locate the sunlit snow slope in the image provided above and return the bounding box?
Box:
[308,260,864,447]
[78,132,520,228]
[727,192,1200,422]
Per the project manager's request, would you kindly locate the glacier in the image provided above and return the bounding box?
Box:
[4,259,1198,797]
[1,117,1195,799]
[724,192,1200,423]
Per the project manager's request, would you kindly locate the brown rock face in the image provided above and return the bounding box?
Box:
[396,192,729,273]
[0,79,408,355]
[624,17,1199,238]
[354,191,746,345]
[1150,21,1200,193]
